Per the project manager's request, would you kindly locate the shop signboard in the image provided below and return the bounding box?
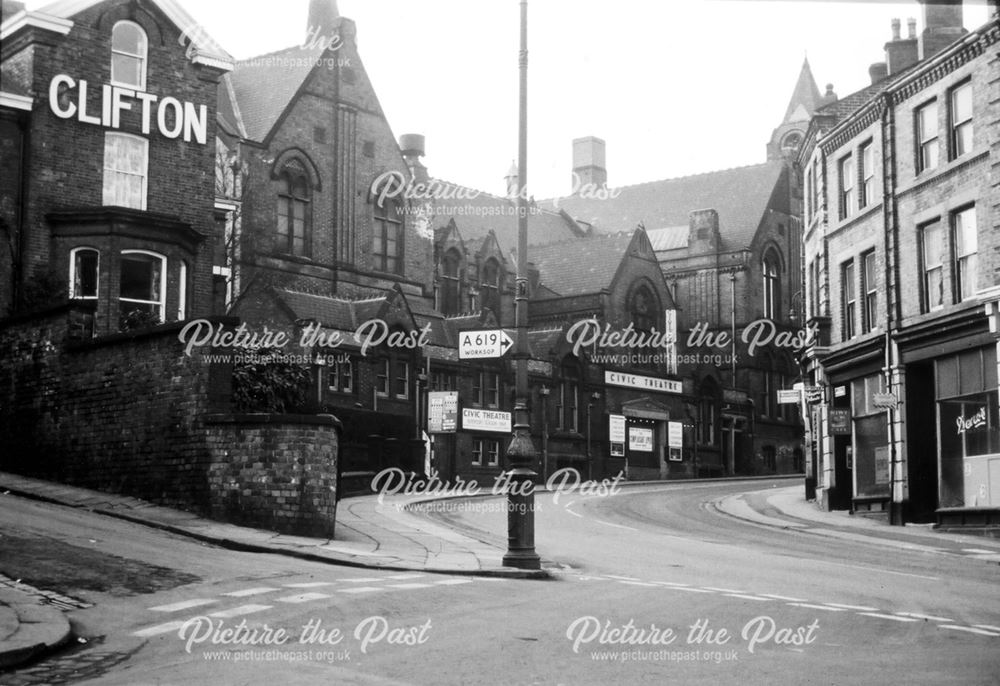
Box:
[828,409,852,435]
[427,391,458,433]
[609,414,626,457]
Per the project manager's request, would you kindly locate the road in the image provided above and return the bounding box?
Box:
[1,478,998,685]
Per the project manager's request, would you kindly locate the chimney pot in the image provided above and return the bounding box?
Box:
[869,62,889,84]
[891,18,901,40]
[399,134,428,184]
[907,17,917,39]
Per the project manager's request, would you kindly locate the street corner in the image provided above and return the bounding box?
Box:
[0,588,74,670]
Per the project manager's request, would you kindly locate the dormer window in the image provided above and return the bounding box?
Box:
[111,21,148,90]
[440,249,462,315]
[480,258,502,313]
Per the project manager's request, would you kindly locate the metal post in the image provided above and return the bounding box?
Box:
[503,0,540,570]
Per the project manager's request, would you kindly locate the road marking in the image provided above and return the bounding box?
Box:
[386,583,433,590]
[759,594,806,602]
[340,577,388,583]
[974,624,1000,632]
[604,575,640,581]
[702,587,745,594]
[284,582,335,588]
[222,587,280,597]
[896,612,954,622]
[210,604,272,618]
[823,603,881,612]
[652,581,691,587]
[961,548,997,554]
[385,574,426,580]
[965,554,1000,562]
[149,599,218,613]
[825,561,938,581]
[434,579,474,586]
[857,612,920,623]
[662,587,715,594]
[133,620,187,637]
[277,592,333,603]
[724,594,772,602]
[787,603,847,612]
[940,625,1000,637]
[595,519,638,531]
[619,581,658,587]
[337,587,382,594]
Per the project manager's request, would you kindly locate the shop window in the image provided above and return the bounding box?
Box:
[859,141,875,208]
[120,250,165,324]
[103,133,148,210]
[276,164,311,257]
[328,357,353,393]
[69,247,99,299]
[838,154,855,220]
[440,249,462,315]
[920,220,944,312]
[374,196,403,274]
[480,258,502,313]
[953,205,977,302]
[915,99,938,173]
[762,250,781,320]
[111,21,147,90]
[471,438,501,467]
[841,259,856,340]
[558,360,580,432]
[949,80,973,160]
[861,250,877,333]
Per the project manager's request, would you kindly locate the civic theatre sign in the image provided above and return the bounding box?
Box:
[48,74,208,145]
[604,371,681,394]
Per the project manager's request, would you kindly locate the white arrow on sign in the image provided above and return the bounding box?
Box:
[459,329,514,359]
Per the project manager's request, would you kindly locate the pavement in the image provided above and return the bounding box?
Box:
[0,587,72,671]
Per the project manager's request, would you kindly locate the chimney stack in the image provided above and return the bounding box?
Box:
[399,134,428,185]
[869,62,889,85]
[571,136,607,190]
[919,0,966,60]
[306,0,340,44]
[885,17,919,74]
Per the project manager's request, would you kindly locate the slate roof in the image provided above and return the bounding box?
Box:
[647,226,689,252]
[529,232,634,297]
[227,44,326,142]
[538,162,786,252]
[425,179,584,252]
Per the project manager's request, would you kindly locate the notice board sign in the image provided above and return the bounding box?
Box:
[629,427,653,452]
[427,391,458,433]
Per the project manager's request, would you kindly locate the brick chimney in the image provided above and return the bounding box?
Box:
[399,134,428,184]
[306,0,339,44]
[571,136,607,190]
[885,17,919,75]
[919,0,967,60]
[869,62,889,84]
[689,209,720,255]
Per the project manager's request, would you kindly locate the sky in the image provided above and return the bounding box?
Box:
[25,0,994,198]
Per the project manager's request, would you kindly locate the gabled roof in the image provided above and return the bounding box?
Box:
[17,0,233,69]
[425,179,584,251]
[539,162,786,251]
[227,44,326,142]
[529,232,635,297]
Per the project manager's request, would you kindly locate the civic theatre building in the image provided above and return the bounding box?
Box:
[0,0,232,332]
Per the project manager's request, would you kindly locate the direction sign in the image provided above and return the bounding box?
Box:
[458,329,514,359]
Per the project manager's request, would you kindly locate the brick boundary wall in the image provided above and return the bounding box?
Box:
[0,303,341,536]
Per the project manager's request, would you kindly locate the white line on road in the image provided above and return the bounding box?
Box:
[434,579,474,586]
[210,604,272,618]
[132,620,187,637]
[787,603,847,612]
[336,587,382,594]
[386,583,434,589]
[896,612,954,622]
[724,594,772,602]
[857,613,920,622]
[222,587,280,597]
[759,594,807,602]
[702,587,746,594]
[149,599,218,613]
[961,548,997,554]
[974,624,1000,632]
[652,581,691,587]
[823,603,881,612]
[277,592,333,603]
[604,575,641,581]
[619,581,658,587]
[595,519,638,531]
[940,625,1000,637]
[340,577,388,583]
[283,582,335,588]
[385,574,427,580]
[662,587,715,594]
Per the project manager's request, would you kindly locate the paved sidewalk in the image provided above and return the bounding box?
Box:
[0,472,549,579]
[716,485,1000,562]
[0,588,72,670]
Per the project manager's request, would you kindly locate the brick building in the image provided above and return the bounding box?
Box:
[799,1,1000,528]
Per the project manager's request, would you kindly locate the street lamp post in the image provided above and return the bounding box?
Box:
[503,0,541,570]
[586,391,600,481]
[540,386,550,482]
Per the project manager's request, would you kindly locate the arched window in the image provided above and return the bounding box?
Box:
[120,249,166,325]
[557,358,580,432]
[440,249,462,315]
[111,21,147,90]
[69,247,99,299]
[762,250,781,320]
[630,284,657,332]
[277,163,311,257]
[373,196,403,274]
[780,132,802,155]
[480,258,502,313]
